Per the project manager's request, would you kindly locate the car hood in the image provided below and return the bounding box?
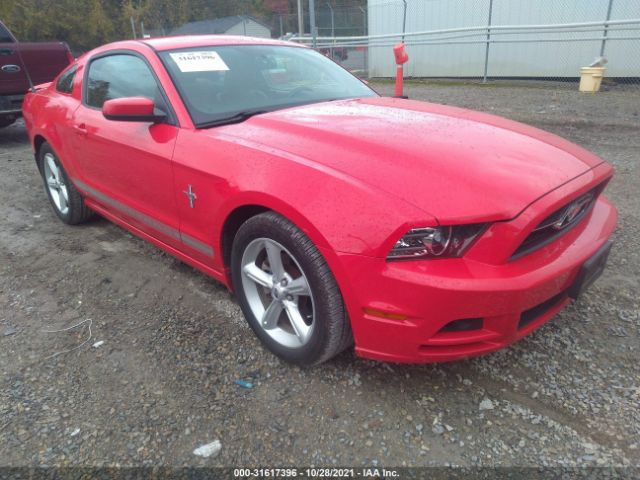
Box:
[221,97,604,223]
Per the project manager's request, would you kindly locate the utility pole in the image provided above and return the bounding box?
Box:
[297,0,304,36]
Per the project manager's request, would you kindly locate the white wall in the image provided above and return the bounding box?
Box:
[368,0,640,78]
[226,19,271,38]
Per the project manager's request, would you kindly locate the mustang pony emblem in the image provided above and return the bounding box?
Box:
[552,194,593,231]
[183,184,197,208]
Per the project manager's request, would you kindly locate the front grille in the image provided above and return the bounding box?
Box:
[510,187,599,260]
[0,94,24,113]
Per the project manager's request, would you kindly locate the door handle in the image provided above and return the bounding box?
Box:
[74,124,87,137]
[0,48,14,56]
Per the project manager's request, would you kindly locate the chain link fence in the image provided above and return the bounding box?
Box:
[126,0,640,86]
[282,0,640,86]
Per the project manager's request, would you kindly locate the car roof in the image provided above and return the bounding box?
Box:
[139,35,302,51]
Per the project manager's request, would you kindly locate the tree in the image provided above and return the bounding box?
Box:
[0,0,366,50]
[2,0,124,52]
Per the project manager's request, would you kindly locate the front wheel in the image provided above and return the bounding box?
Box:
[231,212,352,365]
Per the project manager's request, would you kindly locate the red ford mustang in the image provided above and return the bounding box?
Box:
[22,35,617,365]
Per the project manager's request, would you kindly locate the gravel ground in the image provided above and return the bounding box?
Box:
[0,81,638,469]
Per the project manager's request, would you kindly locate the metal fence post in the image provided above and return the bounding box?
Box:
[130,16,137,39]
[297,0,304,36]
[327,1,335,58]
[360,5,368,77]
[600,0,614,56]
[402,0,407,42]
[482,0,494,83]
[310,0,317,48]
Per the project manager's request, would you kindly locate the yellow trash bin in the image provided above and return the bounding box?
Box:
[579,67,605,93]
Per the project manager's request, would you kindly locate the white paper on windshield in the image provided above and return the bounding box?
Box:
[169,51,229,72]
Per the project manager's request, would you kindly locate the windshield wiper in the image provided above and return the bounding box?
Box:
[197,109,269,129]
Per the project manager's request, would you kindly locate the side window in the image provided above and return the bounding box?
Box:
[85,54,164,110]
[0,23,14,43]
[56,65,77,94]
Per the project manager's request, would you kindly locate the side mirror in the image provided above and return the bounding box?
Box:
[102,97,166,123]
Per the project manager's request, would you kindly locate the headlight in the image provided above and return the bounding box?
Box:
[387,224,487,260]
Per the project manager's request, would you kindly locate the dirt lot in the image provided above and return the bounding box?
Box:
[1,81,639,469]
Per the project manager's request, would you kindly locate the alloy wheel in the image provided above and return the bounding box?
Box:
[43,153,69,215]
[240,238,315,348]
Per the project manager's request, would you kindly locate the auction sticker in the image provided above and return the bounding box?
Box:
[169,51,229,72]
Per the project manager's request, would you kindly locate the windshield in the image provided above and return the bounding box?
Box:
[159,45,377,127]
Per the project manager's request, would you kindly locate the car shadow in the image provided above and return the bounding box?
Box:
[0,118,29,146]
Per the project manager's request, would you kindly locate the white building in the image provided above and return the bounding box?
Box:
[171,15,271,39]
[367,0,640,78]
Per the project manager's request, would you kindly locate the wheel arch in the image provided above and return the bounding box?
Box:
[33,134,48,172]
[220,204,271,278]
[217,195,350,301]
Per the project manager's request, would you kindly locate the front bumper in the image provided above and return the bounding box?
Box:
[336,196,617,363]
[0,94,25,119]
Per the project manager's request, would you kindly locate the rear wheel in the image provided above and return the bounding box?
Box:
[231,212,352,365]
[38,143,94,224]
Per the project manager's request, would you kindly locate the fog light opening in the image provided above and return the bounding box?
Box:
[439,317,483,333]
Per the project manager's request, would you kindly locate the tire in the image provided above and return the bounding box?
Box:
[231,212,353,365]
[38,143,94,225]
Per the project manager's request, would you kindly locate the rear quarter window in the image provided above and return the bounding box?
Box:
[56,65,77,94]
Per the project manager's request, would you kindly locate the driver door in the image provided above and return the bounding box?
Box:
[71,52,181,249]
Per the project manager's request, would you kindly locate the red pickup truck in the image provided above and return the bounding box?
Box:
[1,20,73,128]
